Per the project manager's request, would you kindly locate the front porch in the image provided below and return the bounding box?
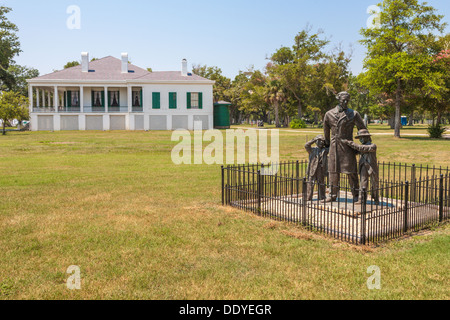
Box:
[28,85,144,114]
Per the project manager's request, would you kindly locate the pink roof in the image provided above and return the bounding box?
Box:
[31,56,211,82]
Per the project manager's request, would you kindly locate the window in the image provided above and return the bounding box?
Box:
[108,91,120,107]
[132,90,142,107]
[92,91,104,108]
[67,91,80,107]
[152,92,161,109]
[187,92,203,109]
[191,93,199,108]
[169,92,177,109]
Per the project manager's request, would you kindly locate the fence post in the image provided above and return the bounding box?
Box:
[403,181,409,233]
[361,188,367,245]
[221,165,225,205]
[411,164,416,202]
[257,170,261,214]
[302,178,307,225]
[296,160,300,195]
[439,174,444,223]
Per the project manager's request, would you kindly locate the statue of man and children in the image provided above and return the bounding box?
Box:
[304,91,380,205]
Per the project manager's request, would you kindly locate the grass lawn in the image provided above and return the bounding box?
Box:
[0,127,448,300]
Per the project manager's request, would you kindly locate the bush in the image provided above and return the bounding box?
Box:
[290,118,307,129]
[427,123,446,139]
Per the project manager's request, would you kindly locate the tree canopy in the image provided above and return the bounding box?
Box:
[359,0,447,137]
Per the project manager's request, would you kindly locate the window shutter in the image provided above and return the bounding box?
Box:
[152,92,160,109]
[199,92,203,109]
[140,89,143,108]
[169,92,177,109]
[91,91,94,107]
[101,91,105,108]
[117,91,120,107]
[107,91,110,107]
[64,91,67,108]
[67,91,72,107]
[187,92,191,109]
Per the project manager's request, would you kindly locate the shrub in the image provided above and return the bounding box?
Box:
[427,123,446,139]
[290,118,307,129]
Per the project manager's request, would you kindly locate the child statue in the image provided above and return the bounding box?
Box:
[305,135,329,201]
[341,129,380,205]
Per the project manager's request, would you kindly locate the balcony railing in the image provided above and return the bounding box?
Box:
[33,106,144,113]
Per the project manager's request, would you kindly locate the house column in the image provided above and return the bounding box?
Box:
[36,88,40,108]
[54,86,59,113]
[80,86,84,113]
[28,84,33,113]
[104,86,108,113]
[127,86,132,113]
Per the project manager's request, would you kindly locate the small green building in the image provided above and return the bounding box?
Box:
[213,101,232,129]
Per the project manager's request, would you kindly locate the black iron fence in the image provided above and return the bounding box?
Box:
[222,161,450,245]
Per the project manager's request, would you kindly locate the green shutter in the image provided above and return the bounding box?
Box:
[101,91,105,108]
[169,92,177,109]
[91,91,94,107]
[140,89,143,107]
[67,91,72,107]
[152,92,160,109]
[187,92,191,109]
[199,92,203,109]
[64,92,67,107]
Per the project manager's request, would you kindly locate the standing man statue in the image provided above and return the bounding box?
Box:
[323,91,367,202]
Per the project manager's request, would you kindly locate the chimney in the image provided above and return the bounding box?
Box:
[121,53,128,73]
[181,59,188,76]
[81,52,89,72]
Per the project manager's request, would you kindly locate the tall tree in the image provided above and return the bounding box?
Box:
[360,0,446,138]
[64,61,80,69]
[192,64,231,103]
[1,64,39,96]
[269,28,329,118]
[0,6,21,90]
[0,91,28,135]
[265,77,287,128]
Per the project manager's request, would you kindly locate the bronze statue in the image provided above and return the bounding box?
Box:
[342,129,380,205]
[323,91,367,202]
[305,135,329,201]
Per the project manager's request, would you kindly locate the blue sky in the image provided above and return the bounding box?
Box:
[3,0,450,79]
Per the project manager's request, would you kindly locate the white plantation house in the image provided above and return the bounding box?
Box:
[27,53,215,131]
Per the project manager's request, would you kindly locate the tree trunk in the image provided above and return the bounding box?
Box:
[274,103,280,128]
[297,101,303,119]
[394,80,402,138]
[436,111,442,126]
[408,111,414,126]
[388,116,395,129]
[2,122,6,135]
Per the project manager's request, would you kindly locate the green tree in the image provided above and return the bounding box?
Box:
[0,91,28,135]
[2,64,39,96]
[265,77,287,128]
[0,6,21,90]
[269,28,329,118]
[360,0,447,138]
[64,61,80,69]
[192,64,231,103]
